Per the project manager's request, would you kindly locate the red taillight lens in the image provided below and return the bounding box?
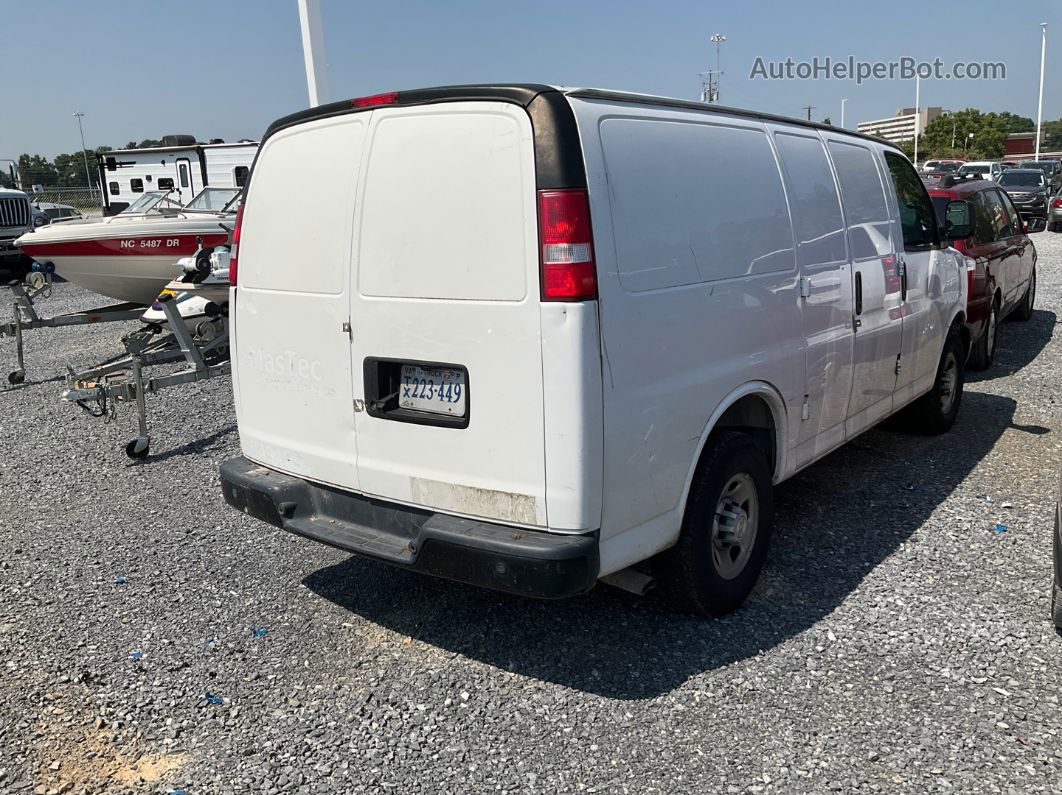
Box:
[1052,198,1062,208]
[228,204,244,286]
[352,92,399,108]
[538,189,596,300]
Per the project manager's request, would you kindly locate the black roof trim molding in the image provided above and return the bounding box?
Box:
[564,88,903,151]
[264,84,556,138]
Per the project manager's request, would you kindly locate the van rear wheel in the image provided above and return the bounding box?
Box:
[664,431,773,617]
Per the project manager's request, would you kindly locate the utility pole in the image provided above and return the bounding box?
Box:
[1036,21,1048,160]
[803,105,816,121]
[840,98,847,128]
[72,111,93,193]
[297,0,330,107]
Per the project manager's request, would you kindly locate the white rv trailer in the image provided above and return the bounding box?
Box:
[98,141,258,214]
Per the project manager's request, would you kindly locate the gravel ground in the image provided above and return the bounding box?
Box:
[1,236,1061,795]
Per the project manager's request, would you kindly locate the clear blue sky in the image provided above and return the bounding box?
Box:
[3,0,1059,158]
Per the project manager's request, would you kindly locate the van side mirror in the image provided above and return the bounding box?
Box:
[105,156,117,172]
[943,200,973,240]
[1026,216,1047,233]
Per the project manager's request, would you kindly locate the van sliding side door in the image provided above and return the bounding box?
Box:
[825,138,904,436]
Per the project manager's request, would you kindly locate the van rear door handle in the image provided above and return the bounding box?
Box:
[854,271,863,315]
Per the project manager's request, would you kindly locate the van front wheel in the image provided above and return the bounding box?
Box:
[901,331,964,435]
[665,431,773,617]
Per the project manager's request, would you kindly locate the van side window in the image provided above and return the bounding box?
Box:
[130,178,144,193]
[601,119,794,292]
[157,177,175,191]
[981,189,1015,240]
[884,151,939,250]
[773,133,846,266]
[827,141,892,260]
[234,166,249,188]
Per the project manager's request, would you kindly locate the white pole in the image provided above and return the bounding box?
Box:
[73,111,93,192]
[297,0,330,107]
[840,98,847,128]
[913,76,920,166]
[1036,22,1047,160]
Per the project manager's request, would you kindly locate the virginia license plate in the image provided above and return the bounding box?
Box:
[399,365,466,416]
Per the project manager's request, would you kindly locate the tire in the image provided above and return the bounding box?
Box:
[901,331,964,435]
[967,299,998,371]
[662,431,774,617]
[1012,267,1036,322]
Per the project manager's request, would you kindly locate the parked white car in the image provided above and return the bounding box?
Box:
[220,85,969,616]
[958,161,1004,181]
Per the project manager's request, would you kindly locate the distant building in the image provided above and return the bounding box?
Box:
[857,107,944,144]
[1004,131,1043,157]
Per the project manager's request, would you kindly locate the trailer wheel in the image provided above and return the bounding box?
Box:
[125,437,150,460]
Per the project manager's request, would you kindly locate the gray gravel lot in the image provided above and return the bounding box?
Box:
[1,236,1061,795]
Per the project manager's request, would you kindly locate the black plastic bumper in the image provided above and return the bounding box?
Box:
[220,456,599,599]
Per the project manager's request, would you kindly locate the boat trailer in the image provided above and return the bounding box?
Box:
[0,272,144,385]
[61,293,230,460]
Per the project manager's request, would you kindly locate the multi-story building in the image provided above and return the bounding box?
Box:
[857,107,944,144]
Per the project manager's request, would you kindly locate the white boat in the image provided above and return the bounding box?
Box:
[15,188,239,305]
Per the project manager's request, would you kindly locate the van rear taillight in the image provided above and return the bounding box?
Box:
[1052,198,1062,209]
[228,204,245,286]
[352,92,399,108]
[538,189,597,301]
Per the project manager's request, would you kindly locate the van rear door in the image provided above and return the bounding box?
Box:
[348,102,548,527]
[233,114,370,490]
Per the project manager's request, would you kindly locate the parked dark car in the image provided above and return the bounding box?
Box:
[929,176,1039,369]
[998,169,1050,221]
[1019,159,1062,193]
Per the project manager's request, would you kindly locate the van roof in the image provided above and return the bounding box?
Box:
[264,84,902,152]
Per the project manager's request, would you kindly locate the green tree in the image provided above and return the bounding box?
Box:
[917,109,1008,160]
[996,112,1035,134]
[1041,119,1062,151]
[17,154,58,189]
[53,150,100,187]
[123,138,163,150]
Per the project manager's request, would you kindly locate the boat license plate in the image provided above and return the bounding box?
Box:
[399,365,466,416]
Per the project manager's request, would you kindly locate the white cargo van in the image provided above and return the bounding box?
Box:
[221,85,969,615]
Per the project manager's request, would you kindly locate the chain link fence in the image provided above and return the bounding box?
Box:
[27,187,105,218]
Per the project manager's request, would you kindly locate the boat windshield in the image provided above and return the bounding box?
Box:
[183,187,241,213]
[118,191,185,215]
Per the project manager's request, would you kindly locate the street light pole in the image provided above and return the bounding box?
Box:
[840,98,847,128]
[710,33,725,103]
[913,76,920,166]
[1036,21,1048,161]
[72,111,93,192]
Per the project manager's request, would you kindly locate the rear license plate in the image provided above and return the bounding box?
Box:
[399,365,467,416]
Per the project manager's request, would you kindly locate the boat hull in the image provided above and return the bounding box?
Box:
[18,232,229,305]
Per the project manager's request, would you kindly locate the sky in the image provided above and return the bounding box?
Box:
[2,0,1060,159]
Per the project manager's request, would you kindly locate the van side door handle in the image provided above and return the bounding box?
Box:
[854,270,863,316]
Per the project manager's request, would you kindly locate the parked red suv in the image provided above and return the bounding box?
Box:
[928,176,1041,369]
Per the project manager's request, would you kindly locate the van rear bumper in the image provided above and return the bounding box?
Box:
[220,456,599,599]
